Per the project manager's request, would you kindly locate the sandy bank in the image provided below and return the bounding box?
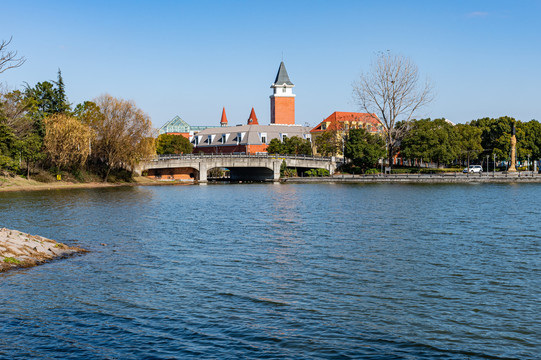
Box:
[0,176,161,193]
[0,228,87,272]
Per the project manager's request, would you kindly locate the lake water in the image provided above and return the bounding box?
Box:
[0,183,539,359]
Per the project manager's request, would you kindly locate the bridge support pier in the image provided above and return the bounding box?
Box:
[273,161,281,182]
[198,162,207,183]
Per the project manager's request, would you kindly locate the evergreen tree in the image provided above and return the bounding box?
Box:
[24,71,71,138]
[156,134,193,155]
[53,69,70,114]
[344,128,386,173]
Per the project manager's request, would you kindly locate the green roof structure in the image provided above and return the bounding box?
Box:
[159,115,217,135]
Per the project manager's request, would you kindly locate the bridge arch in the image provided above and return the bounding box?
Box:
[146,167,198,181]
[138,154,336,183]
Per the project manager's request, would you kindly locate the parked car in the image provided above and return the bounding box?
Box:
[463,165,483,173]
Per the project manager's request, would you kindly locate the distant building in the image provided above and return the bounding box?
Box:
[310,111,384,155]
[158,116,218,139]
[192,62,311,154]
[270,61,295,125]
[192,109,311,155]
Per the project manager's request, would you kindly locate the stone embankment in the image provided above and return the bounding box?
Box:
[0,228,87,272]
[284,173,541,184]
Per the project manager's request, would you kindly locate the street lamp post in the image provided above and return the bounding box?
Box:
[493,153,496,177]
[486,155,489,176]
[528,154,531,175]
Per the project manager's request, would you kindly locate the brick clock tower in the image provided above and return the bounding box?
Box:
[270,62,295,125]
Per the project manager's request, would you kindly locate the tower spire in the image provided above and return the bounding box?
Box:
[247,107,259,125]
[273,61,293,86]
[220,107,228,127]
[270,61,295,125]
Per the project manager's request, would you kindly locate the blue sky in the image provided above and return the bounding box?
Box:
[1,0,540,129]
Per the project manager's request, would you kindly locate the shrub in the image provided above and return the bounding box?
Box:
[365,168,378,174]
[3,257,21,264]
[32,170,56,183]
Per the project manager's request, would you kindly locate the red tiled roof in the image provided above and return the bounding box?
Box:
[310,112,382,133]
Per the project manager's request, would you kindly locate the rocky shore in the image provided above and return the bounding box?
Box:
[0,228,87,272]
[283,172,541,184]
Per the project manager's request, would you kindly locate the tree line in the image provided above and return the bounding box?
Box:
[400,116,541,168]
[312,116,540,173]
[1,70,155,182]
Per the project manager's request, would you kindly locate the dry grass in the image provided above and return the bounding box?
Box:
[0,175,160,192]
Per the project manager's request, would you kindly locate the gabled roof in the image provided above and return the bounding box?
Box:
[273,61,293,86]
[247,107,259,125]
[310,112,383,133]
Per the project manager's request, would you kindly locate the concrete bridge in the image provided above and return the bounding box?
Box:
[137,154,337,182]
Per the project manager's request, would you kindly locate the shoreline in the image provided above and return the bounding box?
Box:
[0,176,165,193]
[0,228,87,272]
[283,172,541,184]
[3,173,541,191]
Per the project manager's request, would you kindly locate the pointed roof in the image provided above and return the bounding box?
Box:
[273,61,293,86]
[247,107,259,125]
[220,107,228,125]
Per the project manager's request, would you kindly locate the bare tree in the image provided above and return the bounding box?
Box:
[353,52,433,169]
[93,94,156,182]
[0,37,26,74]
[0,88,33,137]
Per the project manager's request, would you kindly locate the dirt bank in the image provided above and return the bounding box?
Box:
[0,228,87,272]
[0,175,160,192]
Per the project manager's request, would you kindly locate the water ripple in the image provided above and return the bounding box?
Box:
[1,184,540,359]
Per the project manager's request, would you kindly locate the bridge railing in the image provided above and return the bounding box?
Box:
[152,153,335,162]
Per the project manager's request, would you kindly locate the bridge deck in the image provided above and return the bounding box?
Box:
[139,154,338,182]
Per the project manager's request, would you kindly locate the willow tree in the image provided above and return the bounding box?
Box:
[93,94,155,181]
[43,114,93,171]
[353,52,433,169]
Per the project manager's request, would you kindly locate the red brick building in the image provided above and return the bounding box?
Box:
[192,62,311,154]
[310,112,384,156]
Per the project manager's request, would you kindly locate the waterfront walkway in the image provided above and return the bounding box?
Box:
[284,172,541,184]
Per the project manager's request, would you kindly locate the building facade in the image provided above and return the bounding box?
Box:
[192,62,311,154]
[310,112,384,156]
